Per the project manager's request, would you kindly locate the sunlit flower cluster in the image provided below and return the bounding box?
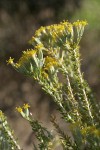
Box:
[44,56,58,70]
[16,103,30,113]
[16,104,30,120]
[17,49,36,66]
[23,103,30,109]
[7,20,87,75]
[6,20,100,149]
[73,20,88,27]
[16,107,22,113]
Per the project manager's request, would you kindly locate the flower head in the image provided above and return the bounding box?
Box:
[35,26,46,37]
[73,20,88,27]
[7,57,14,65]
[16,49,36,67]
[44,56,58,70]
[23,103,30,109]
[16,106,23,113]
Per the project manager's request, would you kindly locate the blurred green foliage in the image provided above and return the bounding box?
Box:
[72,0,100,30]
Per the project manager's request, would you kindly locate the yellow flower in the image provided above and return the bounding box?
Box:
[73,20,88,27]
[16,107,23,113]
[44,56,58,70]
[52,31,57,41]
[23,103,30,109]
[35,43,44,50]
[35,26,46,36]
[17,49,36,66]
[7,57,14,65]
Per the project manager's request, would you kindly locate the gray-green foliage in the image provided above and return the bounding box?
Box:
[0,111,21,150]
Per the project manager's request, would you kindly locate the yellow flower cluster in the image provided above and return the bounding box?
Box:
[44,56,58,70]
[81,126,100,137]
[34,43,44,50]
[7,20,87,80]
[35,26,46,37]
[18,49,36,66]
[16,107,23,113]
[34,21,73,43]
[16,104,30,113]
[73,20,88,27]
[23,103,30,109]
[7,50,37,69]
[60,21,73,33]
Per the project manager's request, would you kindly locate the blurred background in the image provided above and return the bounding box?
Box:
[0,0,100,149]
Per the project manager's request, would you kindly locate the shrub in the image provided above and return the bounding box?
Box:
[1,20,100,149]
